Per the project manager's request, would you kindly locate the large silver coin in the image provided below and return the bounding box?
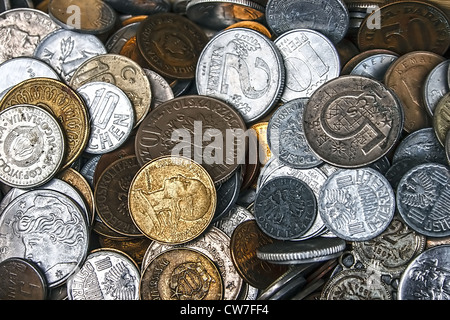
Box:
[196,27,285,124]
[423,59,450,117]
[318,167,396,241]
[76,82,135,155]
[396,163,450,238]
[274,29,340,102]
[0,104,65,189]
[0,189,89,288]
[303,75,404,168]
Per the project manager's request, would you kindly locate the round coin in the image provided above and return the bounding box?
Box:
[433,92,450,147]
[423,59,450,117]
[349,53,398,81]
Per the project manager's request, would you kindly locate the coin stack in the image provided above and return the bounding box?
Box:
[0,0,449,302]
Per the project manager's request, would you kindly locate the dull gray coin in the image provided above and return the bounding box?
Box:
[143,68,174,109]
[350,53,398,81]
[423,59,450,117]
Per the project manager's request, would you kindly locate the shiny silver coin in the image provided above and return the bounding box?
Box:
[350,53,398,81]
[67,248,140,300]
[0,104,65,189]
[396,163,450,238]
[274,29,340,102]
[423,59,450,117]
[76,82,135,155]
[318,167,396,241]
[0,189,89,288]
[196,27,285,124]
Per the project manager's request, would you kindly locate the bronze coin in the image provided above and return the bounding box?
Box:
[134,95,248,185]
[98,235,152,266]
[230,220,289,290]
[384,51,445,133]
[358,1,450,56]
[136,12,209,80]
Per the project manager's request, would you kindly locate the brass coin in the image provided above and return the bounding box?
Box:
[384,51,445,133]
[358,1,450,56]
[139,247,223,300]
[0,77,90,170]
[92,219,133,240]
[98,235,152,266]
[250,122,271,166]
[230,220,289,289]
[119,36,151,69]
[128,155,217,245]
[69,53,152,128]
[136,12,209,80]
[433,92,450,146]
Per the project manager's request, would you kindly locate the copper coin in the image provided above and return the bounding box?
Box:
[358,1,450,56]
[98,235,152,266]
[384,51,445,133]
[230,220,289,289]
[134,95,247,185]
[136,12,209,80]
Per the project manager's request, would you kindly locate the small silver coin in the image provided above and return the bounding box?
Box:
[76,82,135,155]
[143,69,174,109]
[67,248,140,300]
[80,155,101,189]
[350,53,398,81]
[423,59,450,117]
[0,104,65,189]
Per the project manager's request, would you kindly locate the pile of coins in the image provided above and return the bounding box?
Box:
[1,0,450,301]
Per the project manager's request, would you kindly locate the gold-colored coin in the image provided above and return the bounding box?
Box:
[225,21,272,39]
[250,122,271,166]
[128,156,217,245]
[139,248,223,300]
[0,77,90,170]
[433,91,450,146]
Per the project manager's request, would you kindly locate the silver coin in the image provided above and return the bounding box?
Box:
[34,29,107,83]
[396,163,450,238]
[0,189,89,288]
[76,82,135,155]
[350,53,398,81]
[196,27,285,124]
[213,204,254,237]
[67,248,140,300]
[143,68,174,109]
[0,8,61,64]
[274,29,340,101]
[385,158,425,191]
[318,167,396,241]
[80,155,101,189]
[267,98,323,169]
[105,22,141,54]
[423,59,450,117]
[398,245,450,300]
[446,131,450,166]
[0,104,65,189]
[265,0,349,44]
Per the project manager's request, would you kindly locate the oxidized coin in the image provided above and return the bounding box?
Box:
[0,77,90,170]
[0,189,89,288]
[143,68,174,109]
[69,53,152,128]
[76,81,135,155]
[0,8,61,64]
[128,156,216,245]
[134,95,247,185]
[318,167,396,241]
[254,176,317,241]
[0,104,65,189]
[423,59,450,117]
[303,75,404,168]
[67,248,140,300]
[274,28,341,102]
[94,155,143,237]
[358,1,450,56]
[396,163,450,238]
[384,51,445,133]
[230,219,289,289]
[398,245,450,300]
[213,168,242,222]
[137,12,209,80]
[196,27,285,124]
[104,0,171,15]
[433,92,450,147]
[140,247,223,300]
[97,236,152,266]
[0,257,48,300]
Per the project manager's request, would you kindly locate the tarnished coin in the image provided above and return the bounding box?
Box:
[0,8,61,64]
[0,257,47,300]
[254,176,317,241]
[140,247,223,300]
[105,0,171,15]
[213,168,242,222]
[213,204,254,237]
[318,167,396,241]
[0,0,34,12]
[0,104,65,189]
[349,53,398,81]
[303,75,404,168]
[137,12,209,80]
[67,248,140,300]
[70,53,152,128]
[128,156,216,245]
[0,77,90,171]
[274,29,340,102]
[384,51,445,133]
[76,81,135,155]
[0,189,89,288]
[385,158,425,191]
[143,68,174,109]
[358,1,450,56]
[397,163,450,238]
[433,92,450,147]
[265,0,350,44]
[424,59,450,117]
[196,27,285,124]
[34,29,107,83]
[97,236,152,266]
